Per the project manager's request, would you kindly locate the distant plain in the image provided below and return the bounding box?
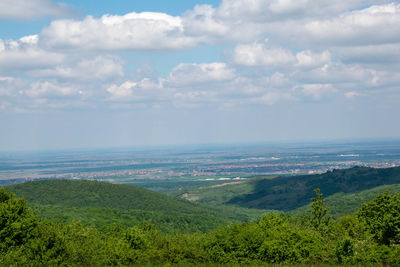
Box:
[1,140,400,191]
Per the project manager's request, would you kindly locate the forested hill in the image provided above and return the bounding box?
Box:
[228,166,400,211]
[8,179,200,213]
[6,180,237,232]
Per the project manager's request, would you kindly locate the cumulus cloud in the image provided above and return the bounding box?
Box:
[40,12,198,51]
[0,78,87,111]
[29,56,124,81]
[293,63,378,85]
[216,0,388,22]
[0,0,74,20]
[301,3,400,46]
[183,5,229,38]
[182,4,266,43]
[266,3,400,49]
[232,43,296,68]
[1,0,400,112]
[0,36,64,73]
[25,81,77,98]
[106,63,297,107]
[232,42,331,70]
[107,78,165,101]
[295,50,331,69]
[23,1,399,54]
[168,63,235,86]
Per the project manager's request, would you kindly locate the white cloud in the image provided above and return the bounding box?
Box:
[168,63,235,86]
[295,50,331,68]
[107,82,135,99]
[301,84,337,100]
[29,56,124,81]
[296,63,379,88]
[106,63,298,107]
[182,4,266,43]
[26,81,77,98]
[232,42,296,67]
[183,5,229,38]
[232,42,331,70]
[0,0,73,20]
[1,0,400,113]
[0,36,64,72]
[19,35,39,45]
[295,3,400,47]
[216,0,387,22]
[25,1,399,54]
[107,78,165,101]
[40,12,197,51]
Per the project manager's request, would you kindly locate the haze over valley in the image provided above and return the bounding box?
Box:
[1,140,400,191]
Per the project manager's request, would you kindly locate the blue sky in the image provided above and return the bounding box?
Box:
[0,0,400,151]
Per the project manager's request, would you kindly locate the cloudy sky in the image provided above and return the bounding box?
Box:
[1,0,400,151]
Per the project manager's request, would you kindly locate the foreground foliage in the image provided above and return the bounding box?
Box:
[1,185,400,265]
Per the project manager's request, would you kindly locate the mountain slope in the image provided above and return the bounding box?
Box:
[6,180,239,232]
[228,166,400,211]
[8,179,206,213]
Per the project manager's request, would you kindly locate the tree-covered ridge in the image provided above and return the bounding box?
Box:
[7,180,245,233]
[228,166,400,210]
[1,185,400,265]
[8,179,206,212]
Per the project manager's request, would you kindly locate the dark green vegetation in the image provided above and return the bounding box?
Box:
[229,166,400,210]
[170,167,400,213]
[2,183,400,265]
[7,180,261,233]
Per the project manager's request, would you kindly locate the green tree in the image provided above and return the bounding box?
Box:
[0,187,67,265]
[335,237,354,263]
[0,187,38,253]
[357,191,400,245]
[308,188,331,234]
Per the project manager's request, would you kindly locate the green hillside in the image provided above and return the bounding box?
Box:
[6,180,242,233]
[168,176,272,205]
[8,179,207,212]
[228,166,400,211]
[294,183,400,218]
[167,176,273,218]
[169,167,400,215]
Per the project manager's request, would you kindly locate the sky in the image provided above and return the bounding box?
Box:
[1,0,400,151]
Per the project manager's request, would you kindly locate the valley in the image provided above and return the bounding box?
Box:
[1,140,400,192]
[2,140,400,265]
